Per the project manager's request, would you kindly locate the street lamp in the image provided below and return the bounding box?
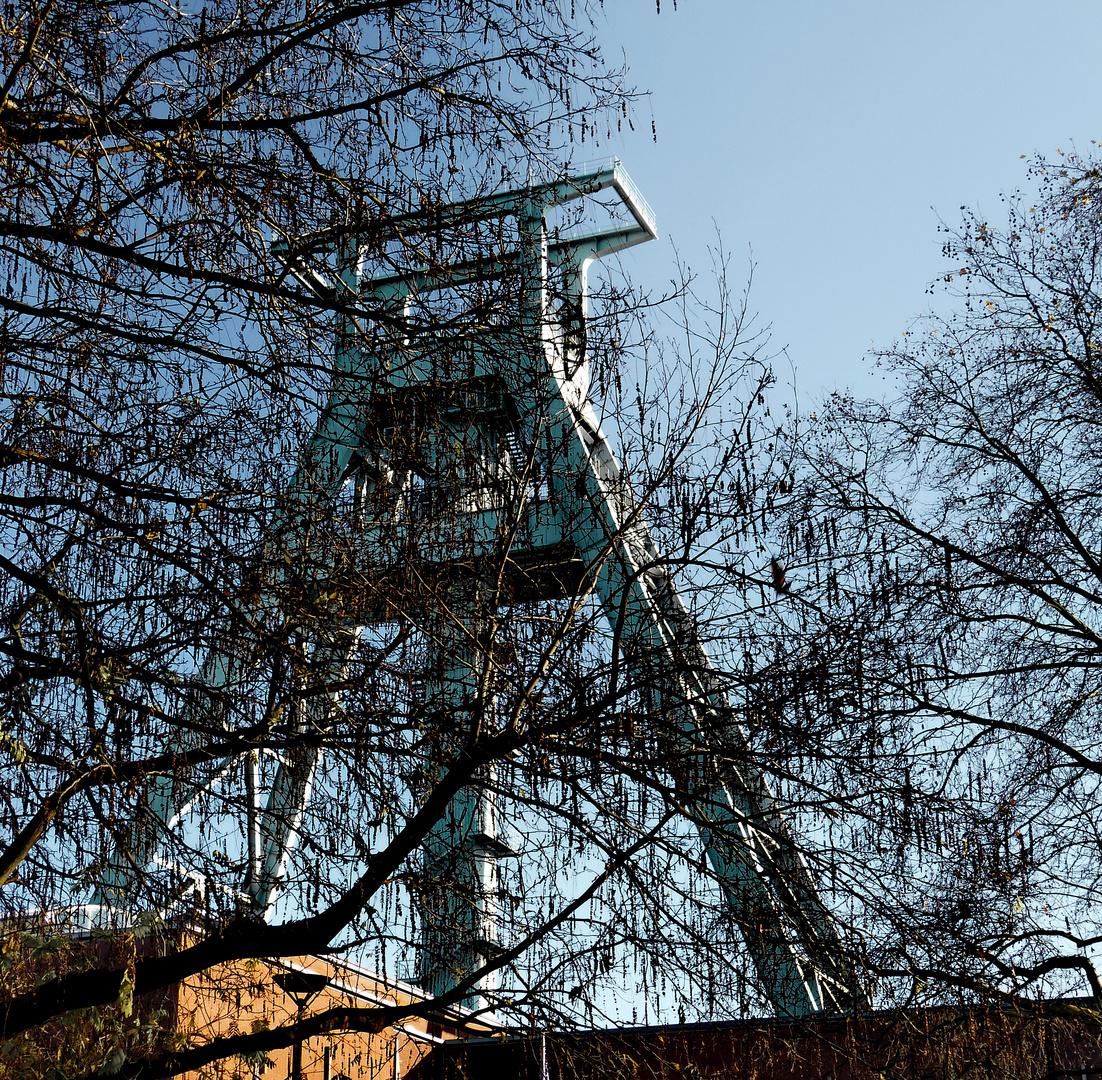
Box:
[274,970,330,1080]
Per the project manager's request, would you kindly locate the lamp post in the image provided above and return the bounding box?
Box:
[274,970,330,1080]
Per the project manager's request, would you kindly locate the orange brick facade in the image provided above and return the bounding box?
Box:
[169,953,493,1080]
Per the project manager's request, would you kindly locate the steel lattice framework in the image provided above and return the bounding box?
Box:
[95,161,863,1018]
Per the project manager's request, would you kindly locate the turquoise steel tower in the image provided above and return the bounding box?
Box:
[95,161,863,1019]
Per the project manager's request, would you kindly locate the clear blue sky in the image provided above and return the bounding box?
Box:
[594,0,1102,403]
